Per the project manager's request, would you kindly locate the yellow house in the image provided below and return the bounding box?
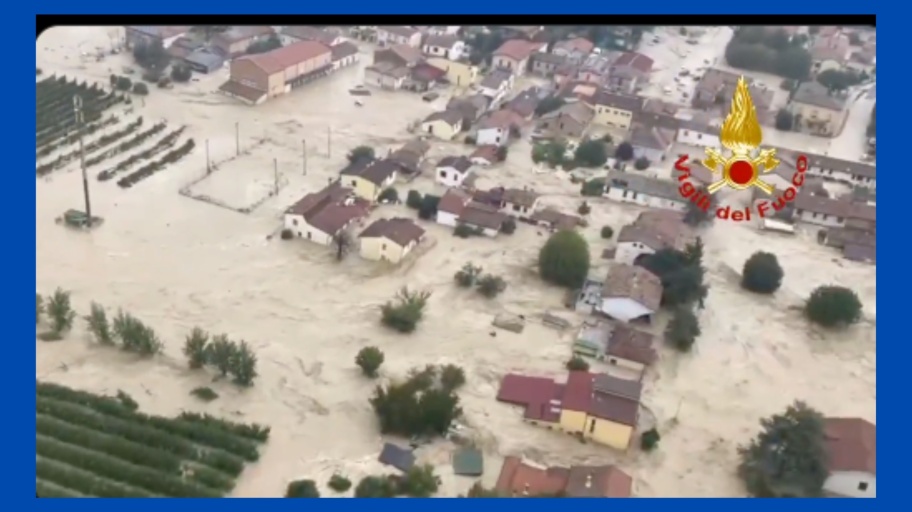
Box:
[789,82,849,137]
[427,57,479,88]
[590,91,644,131]
[340,159,399,202]
[420,109,463,141]
[499,371,641,451]
[358,217,426,263]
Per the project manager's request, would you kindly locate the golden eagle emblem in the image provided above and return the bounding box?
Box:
[702,77,778,194]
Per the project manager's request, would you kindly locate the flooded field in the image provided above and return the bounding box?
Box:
[36,27,875,497]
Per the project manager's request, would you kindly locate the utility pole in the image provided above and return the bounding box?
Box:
[205,139,211,174]
[327,127,331,158]
[235,121,240,156]
[302,139,307,175]
[74,95,92,227]
[273,158,279,194]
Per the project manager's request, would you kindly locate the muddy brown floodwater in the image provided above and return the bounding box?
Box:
[36,27,875,497]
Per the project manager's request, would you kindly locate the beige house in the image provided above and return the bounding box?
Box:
[427,57,479,87]
[788,82,849,137]
[491,39,545,76]
[420,109,463,141]
[219,41,333,105]
[358,217,426,264]
[589,91,644,130]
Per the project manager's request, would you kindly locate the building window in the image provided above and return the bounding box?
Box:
[609,358,618,365]
[292,219,298,226]
[351,180,357,186]
[439,171,447,178]
[306,232,312,240]
[382,243,387,250]
[858,482,868,491]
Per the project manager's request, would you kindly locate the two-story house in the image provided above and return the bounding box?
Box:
[376,26,422,48]
[606,52,654,95]
[604,171,688,212]
[589,91,644,130]
[421,34,465,61]
[491,39,545,76]
[477,69,514,105]
[805,153,876,189]
[789,82,850,137]
[435,155,474,187]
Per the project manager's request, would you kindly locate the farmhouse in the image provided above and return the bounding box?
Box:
[530,52,569,77]
[458,202,508,237]
[422,34,464,61]
[551,37,595,64]
[495,456,632,497]
[530,208,582,231]
[793,192,876,229]
[427,58,479,87]
[628,124,676,163]
[604,172,688,212]
[615,211,694,265]
[676,119,720,148]
[219,41,332,105]
[437,188,473,228]
[597,264,663,323]
[822,417,876,498]
[364,61,409,90]
[476,109,525,147]
[387,139,430,179]
[283,182,370,245]
[501,187,541,218]
[574,322,658,374]
[435,156,474,187]
[212,26,275,58]
[358,217,426,264]
[446,94,490,126]
[340,159,398,202]
[420,110,463,141]
[373,44,423,68]
[376,26,422,48]
[535,102,594,140]
[497,371,643,451]
[470,145,499,167]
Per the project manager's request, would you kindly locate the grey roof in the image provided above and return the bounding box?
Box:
[590,91,644,113]
[480,69,512,89]
[378,443,415,473]
[184,49,225,69]
[331,41,359,60]
[542,102,594,124]
[423,109,462,126]
[607,171,682,202]
[452,447,484,476]
[437,155,473,172]
[629,125,675,151]
[424,34,461,49]
[792,82,848,111]
[532,52,568,65]
[806,153,876,179]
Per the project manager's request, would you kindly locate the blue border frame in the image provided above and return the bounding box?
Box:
[30,2,883,505]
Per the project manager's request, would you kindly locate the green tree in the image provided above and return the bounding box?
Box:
[207,334,236,376]
[183,327,210,369]
[354,476,397,497]
[866,105,876,137]
[640,428,661,451]
[501,217,517,235]
[615,142,634,161]
[738,401,829,497]
[418,194,440,220]
[36,293,44,325]
[775,109,794,131]
[285,479,320,498]
[229,340,258,386]
[465,482,501,497]
[132,82,149,95]
[535,95,565,116]
[804,285,863,328]
[370,368,462,437]
[133,39,170,71]
[477,274,507,298]
[406,190,423,209]
[683,186,715,226]
[380,287,431,333]
[816,69,861,92]
[580,178,605,197]
[400,464,441,497]
[532,140,567,168]
[600,226,614,239]
[347,145,375,163]
[578,200,591,215]
[328,474,352,493]
[46,288,76,336]
[454,262,483,287]
[378,187,399,203]
[574,139,609,167]
[665,306,700,351]
[440,364,466,391]
[170,65,192,83]
[741,251,784,294]
[538,230,590,288]
[639,243,708,308]
[111,311,163,356]
[356,346,385,377]
[247,35,282,55]
[85,302,114,345]
[565,356,590,371]
[634,156,650,170]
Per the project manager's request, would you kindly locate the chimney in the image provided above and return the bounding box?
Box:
[585,474,592,489]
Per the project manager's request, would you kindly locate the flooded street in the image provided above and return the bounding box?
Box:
[37,27,874,497]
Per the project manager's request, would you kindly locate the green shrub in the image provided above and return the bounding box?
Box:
[328,474,352,493]
[190,387,219,402]
[565,356,589,371]
[406,190,423,209]
[356,346,385,377]
[285,479,320,497]
[641,428,661,451]
[600,226,614,239]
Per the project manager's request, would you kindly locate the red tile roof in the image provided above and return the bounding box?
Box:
[495,457,633,497]
[493,39,544,61]
[285,181,369,236]
[496,457,569,497]
[612,52,655,73]
[470,145,499,163]
[438,188,472,215]
[218,80,266,103]
[824,417,876,475]
[359,217,425,247]
[241,40,331,76]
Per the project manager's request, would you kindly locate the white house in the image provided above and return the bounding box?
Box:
[422,34,465,61]
[280,26,345,47]
[597,265,663,323]
[435,156,474,187]
[676,119,720,148]
[478,69,514,104]
[283,182,370,246]
[604,172,688,212]
[793,193,876,229]
[330,42,360,71]
[822,417,876,498]
[501,187,540,218]
[364,62,409,90]
[476,110,525,147]
[376,26,422,48]
[805,153,876,189]
[436,188,473,227]
[615,211,694,266]
[458,203,506,237]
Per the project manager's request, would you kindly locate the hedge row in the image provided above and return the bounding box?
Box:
[37,414,234,491]
[37,382,261,461]
[36,395,245,476]
[37,457,154,498]
[178,412,271,442]
[37,435,221,497]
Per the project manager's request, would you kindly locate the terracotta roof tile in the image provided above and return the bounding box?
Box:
[241,40,330,75]
[824,417,876,474]
[359,217,425,246]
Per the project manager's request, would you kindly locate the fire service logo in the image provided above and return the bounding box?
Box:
[674,76,807,222]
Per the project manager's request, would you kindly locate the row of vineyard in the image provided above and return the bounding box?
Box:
[35,382,269,497]
[36,75,125,149]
